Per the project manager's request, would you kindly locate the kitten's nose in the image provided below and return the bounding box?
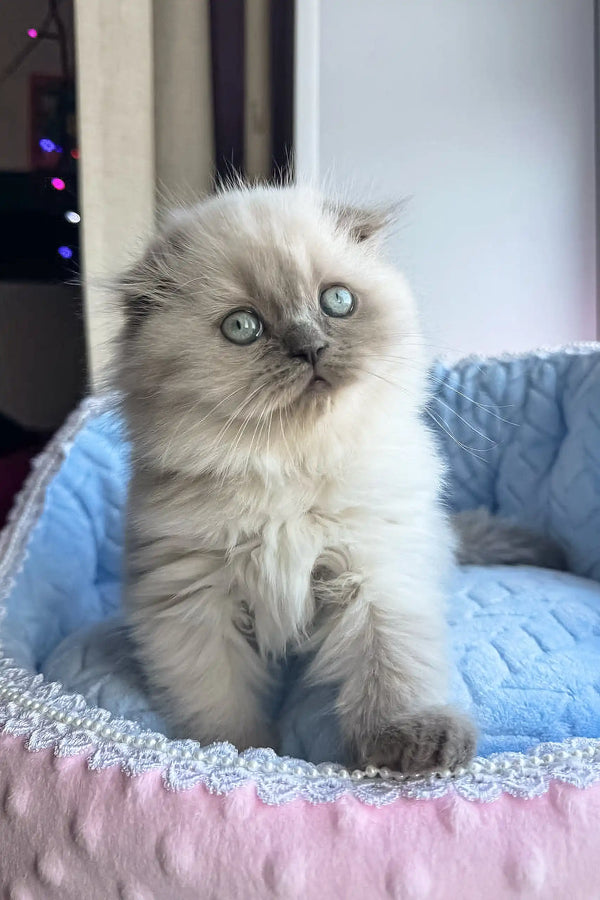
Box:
[284,325,329,366]
[293,343,328,366]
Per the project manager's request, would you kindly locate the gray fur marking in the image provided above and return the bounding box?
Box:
[359,706,477,774]
[453,507,567,570]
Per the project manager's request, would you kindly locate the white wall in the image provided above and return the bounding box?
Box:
[312,0,596,357]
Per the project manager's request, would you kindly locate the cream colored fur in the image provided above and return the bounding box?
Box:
[117,184,475,772]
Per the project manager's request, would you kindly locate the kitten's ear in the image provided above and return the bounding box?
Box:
[118,235,178,339]
[119,287,159,340]
[327,201,396,245]
[118,257,161,340]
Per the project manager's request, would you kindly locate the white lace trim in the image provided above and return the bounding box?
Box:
[0,390,600,806]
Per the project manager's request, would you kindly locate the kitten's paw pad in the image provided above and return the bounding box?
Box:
[361,707,476,775]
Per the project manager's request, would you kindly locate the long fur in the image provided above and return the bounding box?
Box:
[454,507,567,570]
[116,184,476,771]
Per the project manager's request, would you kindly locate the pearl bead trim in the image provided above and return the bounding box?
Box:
[1,679,599,792]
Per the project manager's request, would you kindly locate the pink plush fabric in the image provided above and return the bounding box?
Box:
[1,733,598,899]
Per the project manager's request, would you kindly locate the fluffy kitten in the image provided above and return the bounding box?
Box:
[116,184,476,773]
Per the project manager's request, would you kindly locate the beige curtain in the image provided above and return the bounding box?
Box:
[75,0,216,386]
[75,0,156,386]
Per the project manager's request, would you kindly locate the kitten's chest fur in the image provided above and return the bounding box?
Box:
[223,471,352,656]
[130,407,436,659]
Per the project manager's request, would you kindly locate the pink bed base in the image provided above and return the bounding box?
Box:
[1,732,599,900]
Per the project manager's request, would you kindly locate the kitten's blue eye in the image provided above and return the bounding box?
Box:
[221,309,263,345]
[320,285,355,317]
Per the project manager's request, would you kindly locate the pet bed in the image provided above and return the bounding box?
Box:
[1,345,600,898]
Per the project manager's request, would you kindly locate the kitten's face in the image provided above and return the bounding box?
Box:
[119,186,424,466]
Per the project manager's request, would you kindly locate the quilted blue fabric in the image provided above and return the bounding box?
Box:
[431,347,600,581]
[2,346,600,761]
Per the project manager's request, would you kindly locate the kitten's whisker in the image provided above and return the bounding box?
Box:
[249,405,272,479]
[264,408,275,491]
[218,409,256,485]
[366,356,519,428]
[160,410,191,469]
[430,396,498,446]
[212,389,267,476]
[368,355,517,423]
[357,367,495,459]
[278,406,294,469]
[355,367,403,391]
[206,383,265,455]
[283,402,296,462]
[425,409,491,464]
[353,335,461,356]
[243,401,270,480]
[433,382,515,422]
[169,384,253,468]
[216,389,272,483]
[242,401,269,480]
[195,385,247,428]
[369,332,482,359]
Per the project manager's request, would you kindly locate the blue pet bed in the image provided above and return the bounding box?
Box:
[1,345,600,766]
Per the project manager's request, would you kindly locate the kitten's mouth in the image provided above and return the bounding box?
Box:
[289,369,333,407]
[306,374,331,394]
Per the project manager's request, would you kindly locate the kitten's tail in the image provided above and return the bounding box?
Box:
[453,507,567,570]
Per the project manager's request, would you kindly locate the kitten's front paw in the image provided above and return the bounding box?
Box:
[359,706,476,775]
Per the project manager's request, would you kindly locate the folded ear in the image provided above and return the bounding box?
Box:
[327,201,397,244]
[118,234,180,340]
[117,255,160,340]
[119,288,157,341]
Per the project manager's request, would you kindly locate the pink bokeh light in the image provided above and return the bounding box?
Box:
[50,178,66,191]
[27,28,38,39]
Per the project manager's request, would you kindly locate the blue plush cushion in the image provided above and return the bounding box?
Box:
[2,347,600,761]
[40,566,600,762]
[1,410,126,672]
[431,349,600,580]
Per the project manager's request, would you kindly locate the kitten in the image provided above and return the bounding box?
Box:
[116,184,476,773]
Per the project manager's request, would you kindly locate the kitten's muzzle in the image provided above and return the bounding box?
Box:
[283,323,329,367]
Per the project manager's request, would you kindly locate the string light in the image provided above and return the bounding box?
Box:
[2,5,80,281]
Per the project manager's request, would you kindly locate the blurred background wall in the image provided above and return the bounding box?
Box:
[307,0,597,357]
